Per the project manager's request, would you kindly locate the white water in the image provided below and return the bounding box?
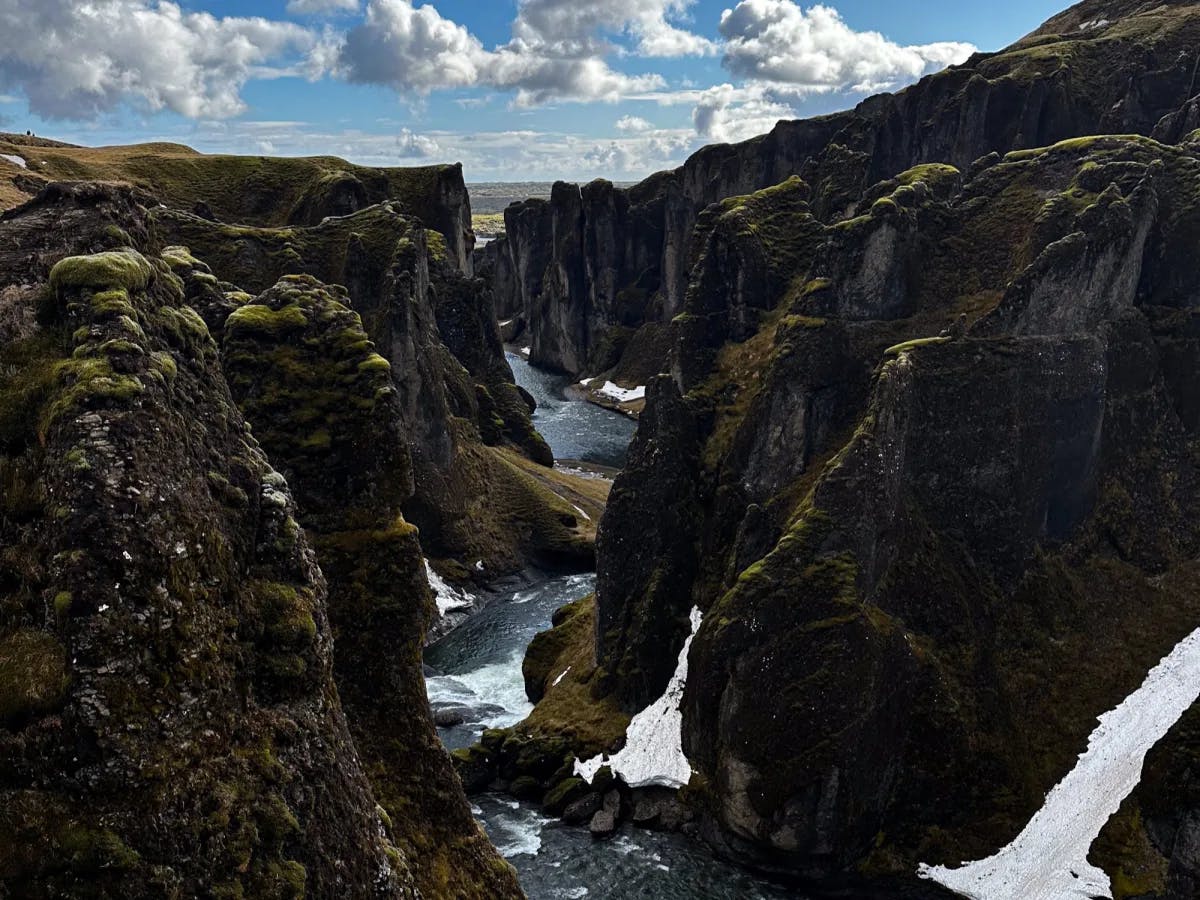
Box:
[920,625,1200,899]
[576,607,701,790]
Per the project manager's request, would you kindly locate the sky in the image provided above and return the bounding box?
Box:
[0,0,1068,182]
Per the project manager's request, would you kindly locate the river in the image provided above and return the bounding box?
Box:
[423,352,798,900]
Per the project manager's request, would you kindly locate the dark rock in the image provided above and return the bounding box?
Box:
[509,776,544,802]
[589,810,617,838]
[562,793,603,825]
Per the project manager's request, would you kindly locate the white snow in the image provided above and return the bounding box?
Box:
[1,154,26,168]
[521,346,532,356]
[919,625,1200,900]
[499,319,513,327]
[579,377,595,386]
[575,607,702,790]
[552,666,572,687]
[571,503,591,522]
[424,559,476,616]
[596,381,646,403]
[1078,18,1110,31]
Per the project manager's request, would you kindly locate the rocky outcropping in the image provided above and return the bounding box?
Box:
[519,122,1200,895]
[0,136,477,272]
[153,201,583,576]
[221,274,521,898]
[490,0,1200,378]
[0,184,420,897]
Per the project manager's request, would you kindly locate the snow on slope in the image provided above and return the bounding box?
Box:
[920,625,1200,899]
[575,607,702,790]
[424,559,476,616]
[597,382,646,403]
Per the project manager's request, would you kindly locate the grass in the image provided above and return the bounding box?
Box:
[472,213,505,236]
[0,136,454,227]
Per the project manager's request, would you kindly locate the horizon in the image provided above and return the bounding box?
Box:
[0,0,1067,183]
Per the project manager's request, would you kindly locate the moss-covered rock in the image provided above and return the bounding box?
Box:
[221,274,521,899]
[0,187,417,898]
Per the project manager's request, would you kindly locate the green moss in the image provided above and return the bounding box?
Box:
[58,827,141,873]
[49,249,154,293]
[226,303,309,337]
[0,629,70,726]
[41,356,146,433]
[0,331,64,450]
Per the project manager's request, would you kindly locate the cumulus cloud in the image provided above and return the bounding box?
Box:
[337,0,680,105]
[0,0,319,119]
[719,0,975,93]
[287,0,359,15]
[396,127,439,157]
[691,83,795,142]
[616,115,653,132]
[513,0,717,58]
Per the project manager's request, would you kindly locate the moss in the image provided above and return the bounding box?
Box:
[225,303,309,337]
[517,594,630,757]
[40,356,146,433]
[49,249,154,293]
[58,827,141,873]
[53,591,73,621]
[0,628,70,726]
[0,331,64,451]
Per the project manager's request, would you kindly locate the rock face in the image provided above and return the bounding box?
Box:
[154,201,584,576]
[523,69,1200,900]
[491,0,1200,377]
[0,184,416,897]
[221,275,521,898]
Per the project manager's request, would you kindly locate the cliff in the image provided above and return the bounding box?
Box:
[152,201,589,575]
[0,183,421,897]
[0,167,537,893]
[508,77,1200,900]
[490,0,1200,377]
[0,137,476,272]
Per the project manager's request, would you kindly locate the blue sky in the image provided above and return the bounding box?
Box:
[0,0,1067,181]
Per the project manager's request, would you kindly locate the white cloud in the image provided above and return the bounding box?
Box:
[287,0,359,15]
[719,0,975,93]
[616,115,653,132]
[337,0,671,106]
[396,127,439,157]
[0,0,319,119]
[512,0,717,58]
[691,83,795,143]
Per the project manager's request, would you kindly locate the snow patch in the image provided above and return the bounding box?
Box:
[575,607,702,789]
[579,377,595,386]
[571,503,591,522]
[520,346,532,356]
[1,154,26,168]
[552,666,572,687]
[597,381,646,403]
[1078,18,1110,31]
[920,625,1200,900]
[424,559,476,616]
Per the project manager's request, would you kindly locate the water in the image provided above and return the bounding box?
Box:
[507,351,636,468]
[424,356,797,899]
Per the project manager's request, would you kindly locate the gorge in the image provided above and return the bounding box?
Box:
[3,0,1200,897]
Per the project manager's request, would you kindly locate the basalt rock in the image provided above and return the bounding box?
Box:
[560,126,1200,895]
[490,0,1200,378]
[0,187,417,898]
[153,200,572,575]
